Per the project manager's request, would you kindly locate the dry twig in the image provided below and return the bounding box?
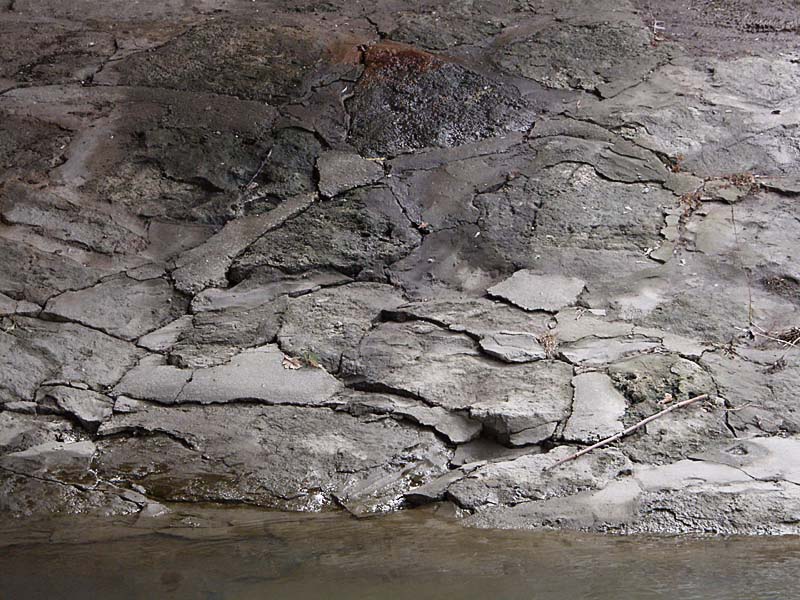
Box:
[546,393,709,470]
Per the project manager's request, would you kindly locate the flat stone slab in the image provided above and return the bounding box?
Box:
[44,275,187,341]
[114,345,341,406]
[317,151,384,198]
[488,271,586,312]
[278,282,406,373]
[331,392,482,445]
[0,292,40,317]
[96,402,451,513]
[35,385,114,430]
[562,372,627,443]
[479,332,546,363]
[559,336,661,366]
[357,322,574,445]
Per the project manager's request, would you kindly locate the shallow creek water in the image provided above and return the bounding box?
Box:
[2,507,799,599]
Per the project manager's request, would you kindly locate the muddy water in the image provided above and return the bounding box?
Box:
[1,509,799,600]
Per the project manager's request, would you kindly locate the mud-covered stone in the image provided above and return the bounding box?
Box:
[95,402,452,512]
[279,282,406,373]
[347,42,534,156]
[44,275,188,341]
[317,151,384,198]
[488,271,586,312]
[231,187,420,280]
[0,317,142,405]
[355,321,573,445]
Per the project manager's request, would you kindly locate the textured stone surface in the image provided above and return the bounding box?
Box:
[488,271,586,312]
[44,275,188,341]
[317,151,384,198]
[3,0,800,536]
[562,373,627,443]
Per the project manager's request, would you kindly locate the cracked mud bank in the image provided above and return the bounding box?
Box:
[1,0,800,535]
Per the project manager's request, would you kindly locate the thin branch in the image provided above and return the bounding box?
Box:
[546,393,709,470]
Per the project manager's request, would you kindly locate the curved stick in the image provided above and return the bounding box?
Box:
[546,393,709,471]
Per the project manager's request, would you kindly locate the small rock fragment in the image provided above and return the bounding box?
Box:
[479,332,546,363]
[562,372,627,443]
[488,271,586,312]
[317,151,384,198]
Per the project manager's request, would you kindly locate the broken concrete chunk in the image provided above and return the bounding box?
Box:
[488,271,586,312]
[478,332,546,363]
[562,372,627,443]
[317,151,384,198]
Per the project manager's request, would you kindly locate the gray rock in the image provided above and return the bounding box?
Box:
[386,296,553,339]
[0,292,40,317]
[44,275,188,341]
[347,42,534,156]
[0,440,97,487]
[0,238,104,306]
[356,321,574,445]
[191,268,351,313]
[479,332,546,363]
[171,193,316,295]
[114,345,341,406]
[0,317,141,405]
[35,385,114,430]
[559,336,661,366]
[231,187,419,282]
[169,301,287,369]
[3,401,37,414]
[562,372,627,443]
[330,391,482,445]
[488,271,586,312]
[553,308,632,342]
[701,351,800,436]
[451,439,535,467]
[447,446,631,510]
[95,402,451,513]
[317,151,384,198]
[136,315,193,352]
[279,283,406,373]
[694,438,800,486]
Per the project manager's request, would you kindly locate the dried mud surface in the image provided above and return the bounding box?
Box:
[1,0,800,534]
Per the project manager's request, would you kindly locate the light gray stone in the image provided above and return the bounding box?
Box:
[479,332,546,363]
[488,271,586,312]
[317,151,384,198]
[562,372,626,443]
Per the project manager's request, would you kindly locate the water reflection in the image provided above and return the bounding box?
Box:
[1,507,798,600]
